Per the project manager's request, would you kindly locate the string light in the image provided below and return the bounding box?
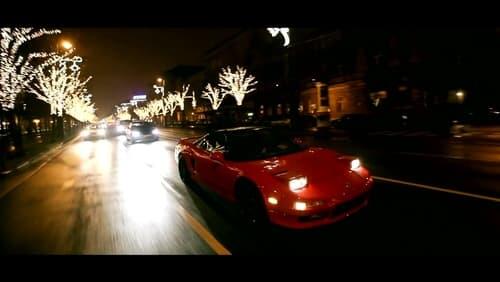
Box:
[115,105,131,120]
[218,65,257,106]
[27,54,92,117]
[267,27,290,47]
[191,91,196,108]
[201,83,226,110]
[65,92,96,122]
[172,84,190,111]
[0,28,61,110]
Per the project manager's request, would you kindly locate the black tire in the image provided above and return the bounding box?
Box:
[236,180,269,226]
[178,158,192,185]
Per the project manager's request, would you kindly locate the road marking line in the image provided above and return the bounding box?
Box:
[160,178,231,255]
[161,178,183,199]
[398,151,466,160]
[16,161,30,169]
[397,151,499,163]
[177,205,231,255]
[373,176,500,203]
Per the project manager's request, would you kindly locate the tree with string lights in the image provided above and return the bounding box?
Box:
[0,28,61,110]
[115,105,131,121]
[218,66,257,107]
[65,92,96,123]
[0,28,61,158]
[26,55,92,138]
[134,106,151,121]
[201,83,226,111]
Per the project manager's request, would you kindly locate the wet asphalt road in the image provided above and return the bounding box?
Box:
[0,128,498,255]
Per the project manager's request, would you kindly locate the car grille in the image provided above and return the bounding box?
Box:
[331,194,368,215]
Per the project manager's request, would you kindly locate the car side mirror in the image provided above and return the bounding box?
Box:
[211,151,224,161]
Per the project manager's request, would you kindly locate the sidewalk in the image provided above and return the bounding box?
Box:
[0,132,78,176]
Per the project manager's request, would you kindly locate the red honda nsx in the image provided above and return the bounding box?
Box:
[175,127,373,229]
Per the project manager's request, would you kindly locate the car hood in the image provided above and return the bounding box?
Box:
[245,147,370,200]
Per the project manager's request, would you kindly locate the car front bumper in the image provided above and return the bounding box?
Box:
[267,189,372,229]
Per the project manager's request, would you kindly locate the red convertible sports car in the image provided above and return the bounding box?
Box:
[175,127,373,229]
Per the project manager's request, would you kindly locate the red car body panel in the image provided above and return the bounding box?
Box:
[177,136,373,229]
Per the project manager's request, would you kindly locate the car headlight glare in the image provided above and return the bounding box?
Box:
[294,201,307,211]
[350,158,361,170]
[289,176,308,192]
[152,128,159,135]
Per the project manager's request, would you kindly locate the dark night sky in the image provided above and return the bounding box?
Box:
[61,28,240,118]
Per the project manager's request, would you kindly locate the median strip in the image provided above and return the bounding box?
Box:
[373,176,500,203]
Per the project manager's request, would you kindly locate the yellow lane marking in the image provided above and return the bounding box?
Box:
[177,205,231,255]
[161,179,231,255]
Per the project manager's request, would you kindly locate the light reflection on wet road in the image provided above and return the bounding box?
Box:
[0,135,214,254]
[0,129,499,255]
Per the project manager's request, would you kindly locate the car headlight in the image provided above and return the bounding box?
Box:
[98,129,106,136]
[350,158,361,170]
[294,201,307,211]
[131,130,141,138]
[117,125,125,132]
[152,128,159,135]
[81,130,89,137]
[289,176,308,192]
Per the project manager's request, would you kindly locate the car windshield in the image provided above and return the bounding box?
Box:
[132,123,154,129]
[224,129,306,161]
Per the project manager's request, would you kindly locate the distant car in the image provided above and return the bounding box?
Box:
[81,124,106,140]
[125,121,160,143]
[175,126,373,229]
[116,120,131,135]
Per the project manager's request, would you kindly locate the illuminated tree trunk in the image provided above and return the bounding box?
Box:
[7,109,23,156]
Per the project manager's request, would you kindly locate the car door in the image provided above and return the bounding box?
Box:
[203,133,240,200]
[190,135,216,190]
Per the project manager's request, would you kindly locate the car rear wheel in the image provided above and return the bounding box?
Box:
[236,181,269,226]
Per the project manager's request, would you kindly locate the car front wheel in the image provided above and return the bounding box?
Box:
[236,181,269,226]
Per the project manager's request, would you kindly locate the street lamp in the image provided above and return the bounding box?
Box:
[154,77,165,97]
[455,90,465,104]
[61,40,73,50]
